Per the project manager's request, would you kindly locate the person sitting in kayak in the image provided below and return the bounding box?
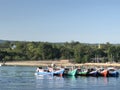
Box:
[36,67,44,72]
[48,66,53,72]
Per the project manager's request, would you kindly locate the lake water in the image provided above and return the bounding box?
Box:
[0,66,120,90]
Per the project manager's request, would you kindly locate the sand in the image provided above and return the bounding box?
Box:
[1,60,120,68]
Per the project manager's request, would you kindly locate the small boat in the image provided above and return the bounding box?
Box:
[64,68,77,76]
[77,69,88,76]
[35,66,53,76]
[35,67,64,77]
[97,68,108,77]
[107,67,119,77]
[53,68,65,76]
[87,68,99,77]
[89,70,98,77]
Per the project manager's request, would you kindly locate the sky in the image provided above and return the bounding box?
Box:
[0,0,120,43]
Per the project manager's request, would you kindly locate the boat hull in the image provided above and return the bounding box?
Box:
[53,69,65,76]
[64,69,77,76]
[108,71,119,77]
[35,69,65,76]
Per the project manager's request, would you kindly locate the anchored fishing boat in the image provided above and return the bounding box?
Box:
[53,68,65,76]
[77,69,88,76]
[64,67,77,76]
[85,68,98,77]
[107,67,119,77]
[35,67,64,77]
[97,68,108,77]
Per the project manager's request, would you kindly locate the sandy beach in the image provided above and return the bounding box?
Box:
[1,60,120,68]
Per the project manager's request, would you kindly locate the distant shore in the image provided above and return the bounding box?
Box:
[1,60,120,68]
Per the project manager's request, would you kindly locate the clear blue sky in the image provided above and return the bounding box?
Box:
[0,0,120,43]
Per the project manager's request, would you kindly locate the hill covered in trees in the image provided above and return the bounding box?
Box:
[0,40,120,63]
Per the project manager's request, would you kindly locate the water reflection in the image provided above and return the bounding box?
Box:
[35,75,64,89]
[35,75,119,86]
[35,74,54,79]
[63,75,76,79]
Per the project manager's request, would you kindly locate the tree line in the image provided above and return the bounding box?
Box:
[0,41,120,63]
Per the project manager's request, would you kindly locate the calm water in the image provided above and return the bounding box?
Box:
[0,66,120,90]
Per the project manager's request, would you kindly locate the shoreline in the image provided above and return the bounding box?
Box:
[1,61,120,68]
